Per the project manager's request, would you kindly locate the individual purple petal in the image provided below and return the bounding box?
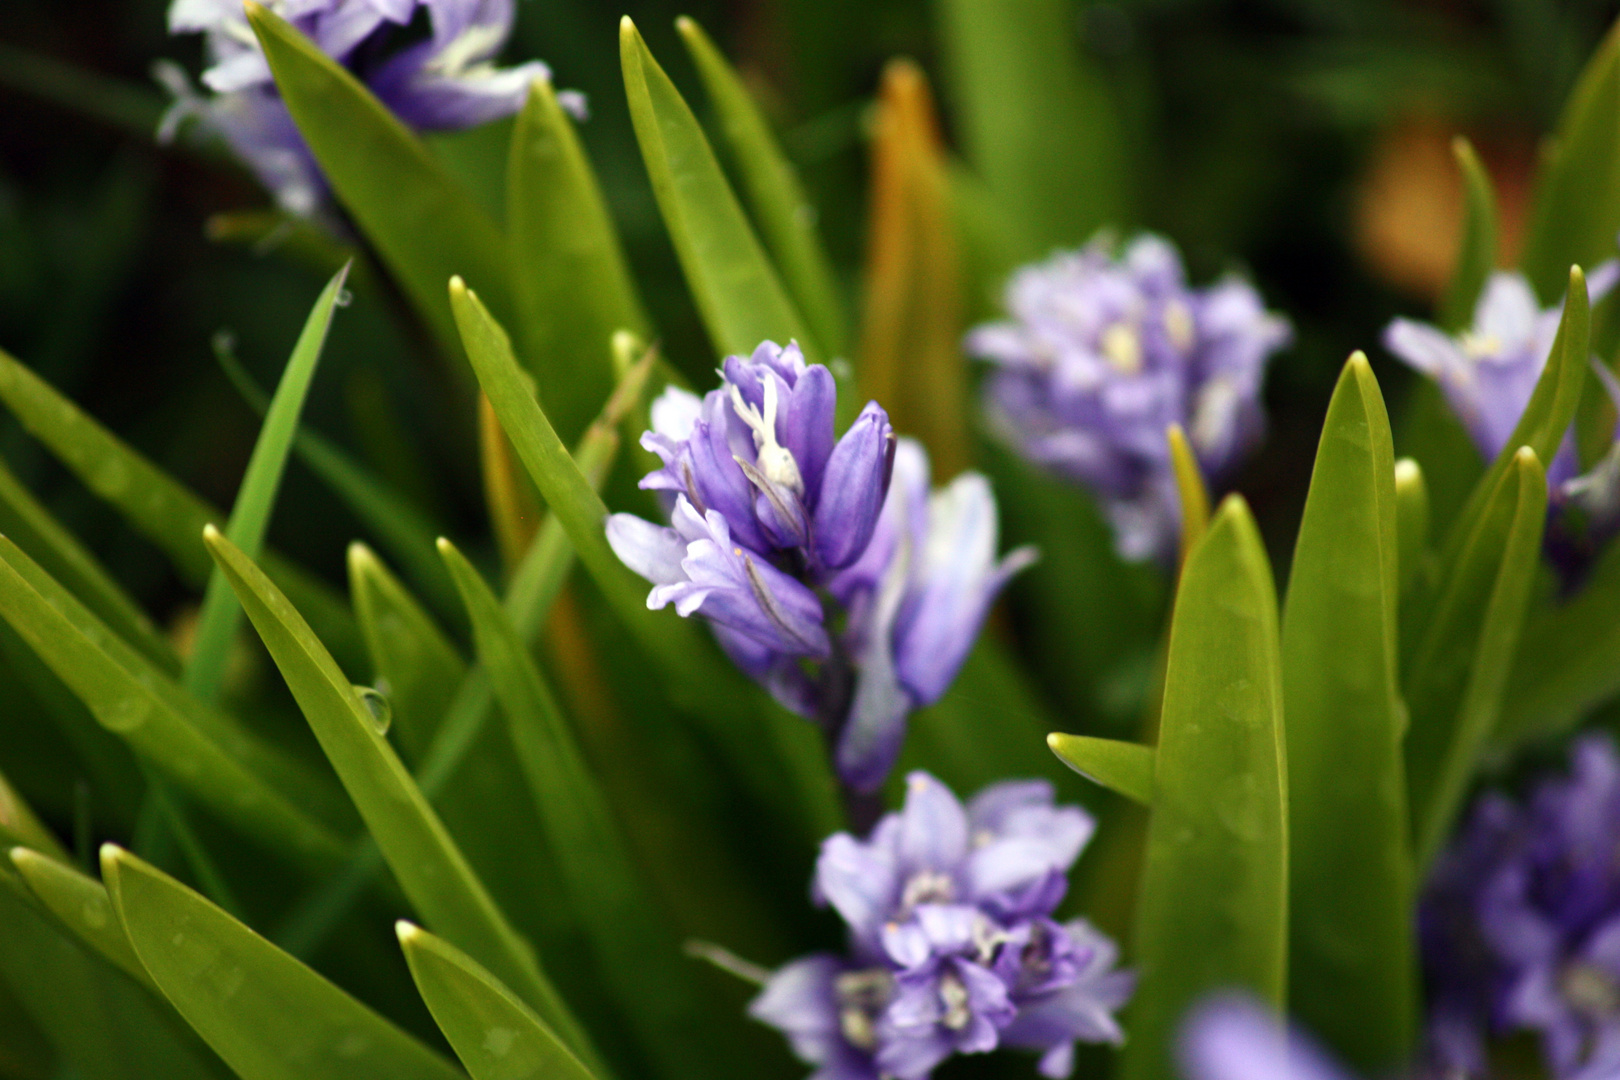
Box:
[780,363,838,504]
[897,772,969,879]
[604,513,688,588]
[749,955,886,1080]
[815,832,902,952]
[813,402,896,571]
[1177,994,1355,1080]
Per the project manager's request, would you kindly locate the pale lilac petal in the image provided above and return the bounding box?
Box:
[1177,995,1353,1080]
[898,773,969,874]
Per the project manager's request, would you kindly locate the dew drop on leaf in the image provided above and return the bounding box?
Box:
[353,685,392,736]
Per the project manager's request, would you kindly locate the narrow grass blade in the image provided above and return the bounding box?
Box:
[0,879,226,1080]
[1414,450,1548,868]
[507,78,650,443]
[0,454,175,673]
[0,346,365,669]
[1168,422,1210,565]
[0,769,68,862]
[1439,138,1499,331]
[9,848,151,992]
[480,394,543,573]
[0,536,349,868]
[858,60,970,469]
[1121,497,1288,1080]
[934,0,1127,252]
[1280,355,1415,1070]
[399,921,598,1080]
[619,16,819,364]
[441,538,733,1078]
[1395,458,1431,596]
[451,278,839,838]
[187,265,347,704]
[1046,733,1154,805]
[246,1,513,353]
[1519,18,1620,302]
[102,845,463,1080]
[202,528,604,1074]
[677,16,847,357]
[349,543,466,766]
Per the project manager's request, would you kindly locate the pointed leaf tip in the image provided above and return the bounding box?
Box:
[395,920,423,945]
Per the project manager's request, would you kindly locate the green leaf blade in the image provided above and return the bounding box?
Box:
[1439,137,1499,332]
[619,16,818,363]
[1121,496,1288,1080]
[1046,733,1154,805]
[102,845,464,1080]
[399,922,598,1080]
[1279,355,1415,1070]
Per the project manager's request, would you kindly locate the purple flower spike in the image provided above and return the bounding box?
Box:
[754,774,1130,1080]
[1420,733,1620,1079]
[612,345,1031,795]
[967,234,1290,564]
[161,0,576,216]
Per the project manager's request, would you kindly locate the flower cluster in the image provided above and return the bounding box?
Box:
[750,773,1133,1080]
[1384,269,1620,541]
[966,234,1291,564]
[1421,734,1620,1078]
[159,0,574,216]
[607,342,1035,792]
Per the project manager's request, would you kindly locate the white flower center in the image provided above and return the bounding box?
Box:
[835,969,892,1050]
[729,378,804,493]
[1163,300,1196,352]
[1561,962,1620,1018]
[426,23,506,76]
[939,971,971,1030]
[1459,331,1502,359]
[900,871,955,912]
[1100,321,1143,374]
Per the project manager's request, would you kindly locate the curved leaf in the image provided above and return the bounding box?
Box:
[1121,496,1288,1080]
[1046,733,1154,805]
[1439,137,1499,332]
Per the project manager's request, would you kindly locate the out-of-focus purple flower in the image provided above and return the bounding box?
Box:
[608,344,1034,793]
[1420,734,1620,1078]
[751,774,1130,1080]
[966,234,1291,564]
[160,0,579,215]
[1177,994,1356,1080]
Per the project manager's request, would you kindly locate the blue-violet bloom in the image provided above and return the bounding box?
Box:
[159,0,580,216]
[749,773,1133,1080]
[1384,268,1620,543]
[1178,994,1358,1080]
[966,234,1291,564]
[607,343,1035,792]
[1421,733,1620,1078]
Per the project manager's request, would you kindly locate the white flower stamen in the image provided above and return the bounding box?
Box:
[939,971,972,1030]
[1100,322,1143,374]
[729,378,804,493]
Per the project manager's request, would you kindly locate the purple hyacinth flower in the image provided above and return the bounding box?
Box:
[161,0,578,216]
[1384,268,1620,493]
[1421,733,1620,1078]
[967,234,1291,564]
[611,344,1031,794]
[753,774,1130,1080]
[1177,994,1356,1080]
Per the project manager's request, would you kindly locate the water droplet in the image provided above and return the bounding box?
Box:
[101,696,152,733]
[81,897,110,930]
[353,686,392,736]
[171,932,185,946]
[336,1032,370,1058]
[484,1027,517,1057]
[93,456,130,497]
[335,288,354,308]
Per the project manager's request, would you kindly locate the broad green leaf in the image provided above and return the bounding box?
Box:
[857,59,970,471]
[0,346,365,670]
[246,1,513,354]
[1168,423,1210,563]
[0,877,226,1080]
[1497,538,1620,747]
[1518,18,1620,302]
[1046,734,1154,805]
[214,341,456,620]
[202,528,603,1074]
[440,538,731,1079]
[451,278,839,839]
[1412,450,1549,867]
[1279,355,1415,1071]
[349,543,466,765]
[1439,138,1499,331]
[507,78,650,444]
[399,921,598,1080]
[1121,497,1288,1080]
[187,265,346,704]
[1395,458,1432,596]
[677,17,847,358]
[9,847,151,992]
[619,17,819,364]
[101,845,463,1080]
[0,453,175,673]
[934,0,1127,253]
[0,535,349,868]
[1435,266,1586,568]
